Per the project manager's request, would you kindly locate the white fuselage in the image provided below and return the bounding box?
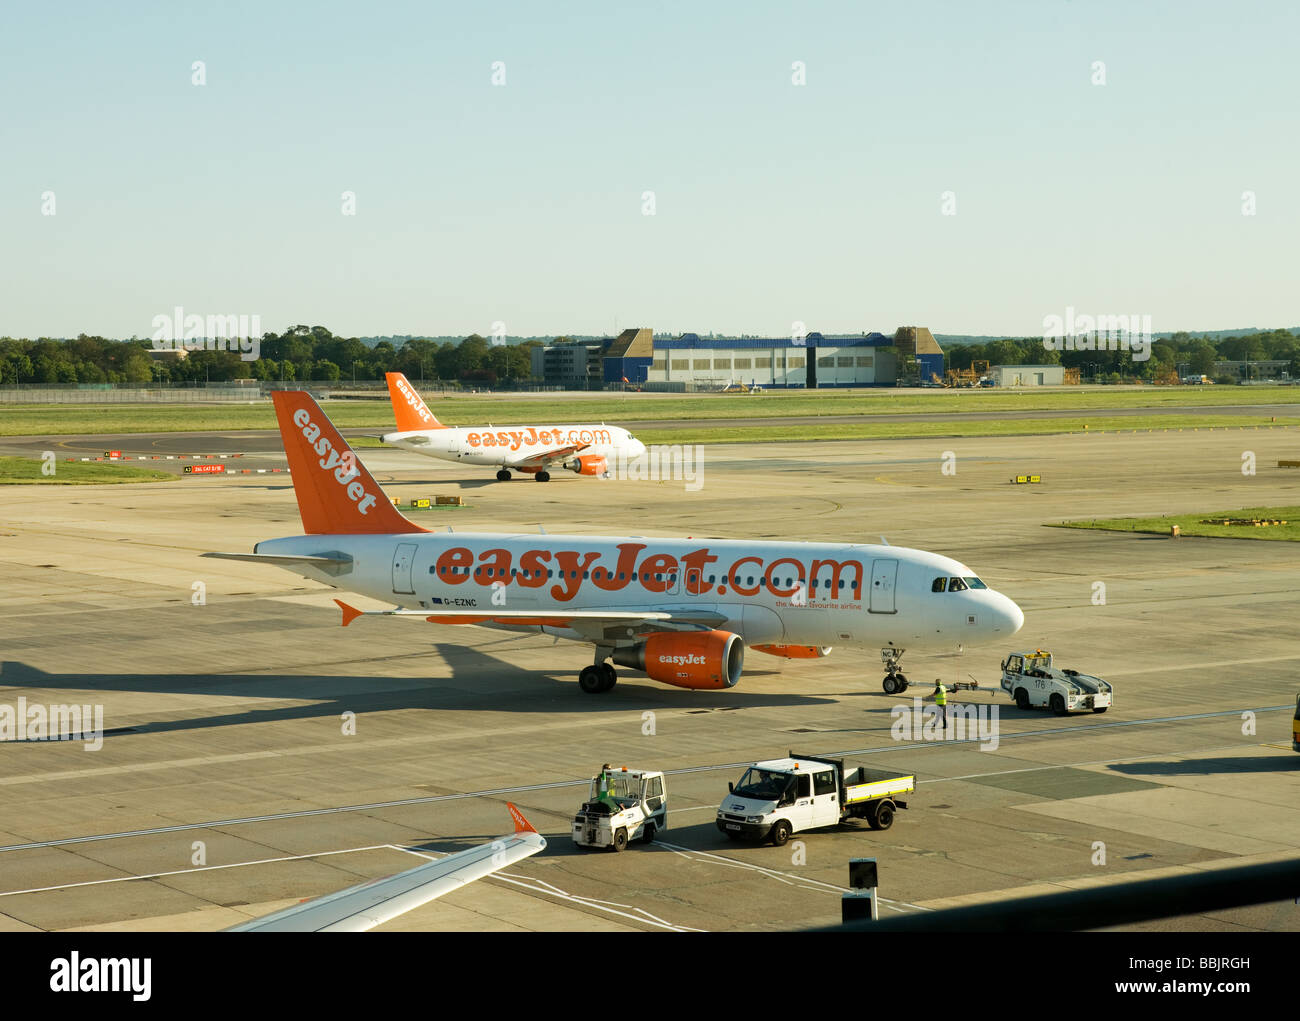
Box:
[381,424,645,469]
[254,531,1024,653]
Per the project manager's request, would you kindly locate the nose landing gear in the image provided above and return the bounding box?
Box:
[881,648,909,694]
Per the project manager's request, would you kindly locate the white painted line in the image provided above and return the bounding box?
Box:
[0,843,399,898]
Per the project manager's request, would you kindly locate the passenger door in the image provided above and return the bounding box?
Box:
[785,774,814,831]
[869,559,898,613]
[392,543,417,595]
[810,769,841,827]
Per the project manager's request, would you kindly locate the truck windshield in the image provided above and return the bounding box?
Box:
[733,768,795,802]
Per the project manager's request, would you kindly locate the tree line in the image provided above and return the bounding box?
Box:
[0,327,546,386]
[2,326,1296,386]
[943,329,1300,382]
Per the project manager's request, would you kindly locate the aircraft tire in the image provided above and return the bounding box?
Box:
[496,469,511,481]
[579,665,606,693]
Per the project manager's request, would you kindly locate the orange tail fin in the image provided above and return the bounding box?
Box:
[385,372,445,432]
[271,391,425,535]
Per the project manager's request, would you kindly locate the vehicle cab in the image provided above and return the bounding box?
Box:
[716,757,840,844]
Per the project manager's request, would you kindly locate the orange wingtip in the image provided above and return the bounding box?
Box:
[507,802,537,834]
[335,599,363,627]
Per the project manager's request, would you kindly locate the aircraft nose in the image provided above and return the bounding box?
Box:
[998,595,1025,635]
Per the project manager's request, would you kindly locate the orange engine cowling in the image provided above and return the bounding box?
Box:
[564,454,607,476]
[612,630,744,690]
[752,644,832,659]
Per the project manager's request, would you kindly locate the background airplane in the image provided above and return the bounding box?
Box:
[381,371,646,482]
[207,392,1023,694]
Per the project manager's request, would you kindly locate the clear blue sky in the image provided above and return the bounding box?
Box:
[2,1,1296,340]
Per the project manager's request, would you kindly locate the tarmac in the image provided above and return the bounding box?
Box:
[1,424,1298,931]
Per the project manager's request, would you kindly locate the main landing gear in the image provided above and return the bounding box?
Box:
[880,647,909,694]
[535,471,550,482]
[578,661,617,694]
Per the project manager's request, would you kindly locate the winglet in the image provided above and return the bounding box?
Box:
[507,802,537,834]
[335,598,363,627]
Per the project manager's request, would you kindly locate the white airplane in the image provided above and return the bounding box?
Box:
[229,803,545,932]
[206,392,1024,694]
[380,372,647,482]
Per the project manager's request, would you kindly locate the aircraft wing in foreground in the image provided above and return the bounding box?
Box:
[228,803,545,932]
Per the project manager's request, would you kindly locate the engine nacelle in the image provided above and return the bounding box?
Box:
[564,454,607,476]
[612,630,744,690]
[752,644,833,659]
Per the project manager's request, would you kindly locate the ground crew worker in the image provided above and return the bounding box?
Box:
[933,680,948,729]
[597,763,620,810]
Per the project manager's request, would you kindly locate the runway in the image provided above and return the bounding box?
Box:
[2,428,1299,930]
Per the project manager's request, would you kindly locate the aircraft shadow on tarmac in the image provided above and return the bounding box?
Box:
[1107,755,1300,776]
[0,646,830,739]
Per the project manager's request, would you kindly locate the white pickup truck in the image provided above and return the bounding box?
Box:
[1001,649,1112,715]
[716,752,913,846]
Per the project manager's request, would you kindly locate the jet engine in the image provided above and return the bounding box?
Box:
[612,630,744,690]
[564,454,607,476]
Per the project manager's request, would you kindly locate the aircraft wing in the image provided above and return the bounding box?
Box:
[335,599,725,640]
[228,803,545,932]
[502,443,588,469]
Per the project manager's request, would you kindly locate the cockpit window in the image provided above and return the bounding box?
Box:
[964,577,988,589]
[948,577,968,591]
[932,578,947,592]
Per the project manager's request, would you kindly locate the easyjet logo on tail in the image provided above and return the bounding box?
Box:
[387,372,443,432]
[272,391,423,535]
[394,376,434,425]
[292,407,379,515]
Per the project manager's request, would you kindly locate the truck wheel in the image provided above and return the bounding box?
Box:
[641,823,656,844]
[1015,688,1030,710]
[770,820,792,847]
[613,828,628,852]
[1092,706,1108,714]
[870,802,895,831]
[1050,693,1067,716]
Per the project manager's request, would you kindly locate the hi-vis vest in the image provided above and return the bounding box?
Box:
[934,685,947,706]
